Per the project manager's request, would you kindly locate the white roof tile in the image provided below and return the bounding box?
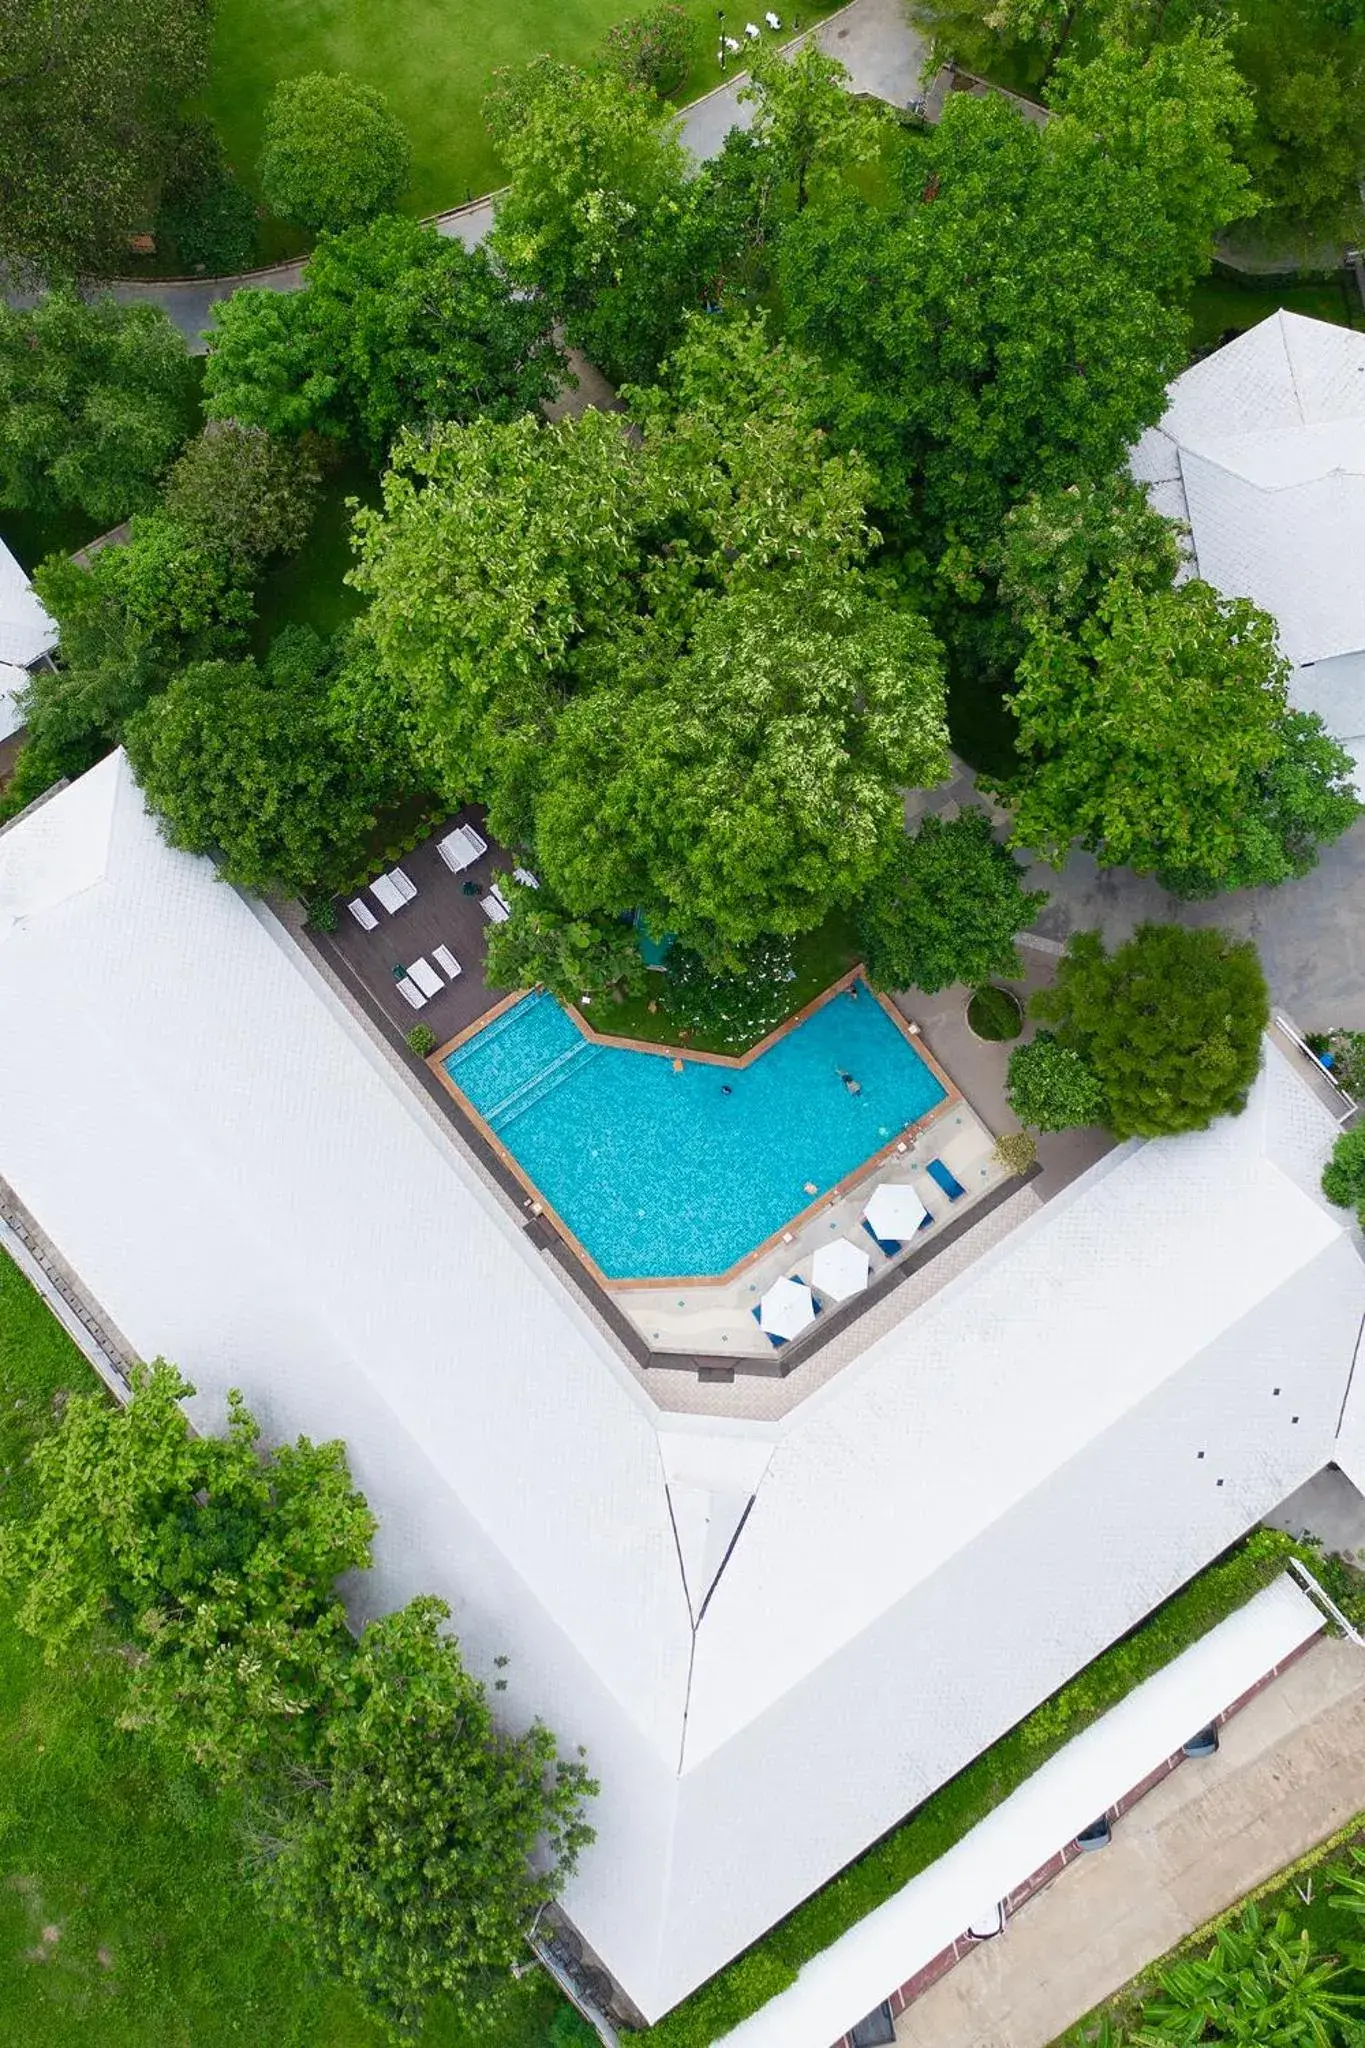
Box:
[0,535,58,669]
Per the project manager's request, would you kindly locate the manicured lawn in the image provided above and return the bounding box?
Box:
[600,910,860,1056]
[208,0,839,241]
[1188,273,1363,353]
[250,452,380,653]
[0,1252,573,2048]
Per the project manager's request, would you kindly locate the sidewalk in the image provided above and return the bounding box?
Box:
[892,1634,1365,2048]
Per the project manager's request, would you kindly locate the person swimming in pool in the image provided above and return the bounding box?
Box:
[836,1067,862,1096]
[721,1084,733,1095]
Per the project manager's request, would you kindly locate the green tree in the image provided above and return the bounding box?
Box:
[857,808,1047,993]
[125,633,383,896]
[602,4,698,93]
[1006,575,1360,889]
[0,0,210,284]
[484,882,647,1004]
[1132,1903,1362,2046]
[1005,1031,1108,1131]
[533,576,948,959]
[0,1360,374,1775]
[0,292,197,524]
[1322,1124,1365,1226]
[154,116,259,275]
[780,32,1252,546]
[164,421,321,568]
[739,43,887,212]
[1235,0,1365,234]
[205,218,564,462]
[1030,924,1268,1138]
[994,475,1184,635]
[486,56,738,383]
[263,1596,596,2040]
[257,73,412,235]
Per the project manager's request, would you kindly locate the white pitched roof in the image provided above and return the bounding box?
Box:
[0,753,1362,2021]
[1132,310,1365,715]
[0,534,58,670]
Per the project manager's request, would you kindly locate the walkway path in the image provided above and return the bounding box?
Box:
[892,1633,1365,2048]
[95,0,931,348]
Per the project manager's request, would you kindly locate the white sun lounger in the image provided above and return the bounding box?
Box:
[347,897,378,931]
[481,885,511,924]
[437,824,488,874]
[433,945,462,981]
[395,975,427,1009]
[407,956,443,1000]
[370,867,417,916]
[512,866,540,890]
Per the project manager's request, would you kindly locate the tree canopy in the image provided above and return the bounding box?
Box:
[125,630,384,896]
[739,43,887,213]
[0,0,210,283]
[0,293,197,525]
[204,218,564,462]
[1005,575,1361,888]
[857,807,1048,993]
[1006,1031,1109,1131]
[164,421,321,568]
[1030,923,1269,1138]
[257,72,412,235]
[779,31,1253,549]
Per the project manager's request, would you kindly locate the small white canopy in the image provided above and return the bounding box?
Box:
[864,1183,928,1244]
[812,1239,870,1303]
[759,1276,816,1341]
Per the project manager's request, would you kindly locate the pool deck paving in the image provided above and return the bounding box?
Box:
[891,1632,1365,2048]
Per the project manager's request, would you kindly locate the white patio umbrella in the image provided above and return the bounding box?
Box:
[759,1275,816,1341]
[811,1237,870,1303]
[863,1181,928,1244]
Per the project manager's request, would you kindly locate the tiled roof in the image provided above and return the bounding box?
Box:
[0,535,58,670]
[1,753,1362,2021]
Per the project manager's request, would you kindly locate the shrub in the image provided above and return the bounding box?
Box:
[306,893,339,932]
[258,73,412,235]
[1006,1031,1108,1132]
[164,421,321,568]
[406,1024,438,1057]
[992,1130,1037,1176]
[664,940,797,1043]
[1322,1124,1365,1225]
[155,117,258,274]
[602,5,699,94]
[967,984,1023,1041]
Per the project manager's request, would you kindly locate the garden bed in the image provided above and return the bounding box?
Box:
[600,913,860,1058]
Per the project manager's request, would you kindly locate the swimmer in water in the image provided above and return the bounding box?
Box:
[721,1084,733,1095]
[836,1068,862,1096]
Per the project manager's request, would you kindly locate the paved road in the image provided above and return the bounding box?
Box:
[894,1632,1365,2048]
[97,0,931,348]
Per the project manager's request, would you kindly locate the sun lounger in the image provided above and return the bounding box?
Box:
[437,824,488,874]
[370,867,417,915]
[513,866,539,890]
[433,945,462,981]
[751,1304,787,1348]
[861,1219,901,1257]
[407,956,443,999]
[395,976,427,1009]
[347,896,378,931]
[481,886,511,924]
[927,1158,966,1201]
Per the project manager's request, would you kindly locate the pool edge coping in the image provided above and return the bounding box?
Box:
[425,974,964,1295]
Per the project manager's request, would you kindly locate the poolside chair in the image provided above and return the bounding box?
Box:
[347,897,378,931]
[927,1157,966,1201]
[513,866,540,890]
[750,1304,787,1348]
[437,823,488,874]
[433,945,462,981]
[407,957,443,999]
[370,867,417,916]
[481,885,511,924]
[861,1219,901,1258]
[395,976,427,1010]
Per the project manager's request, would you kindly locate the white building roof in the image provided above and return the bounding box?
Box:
[0,534,58,672]
[0,752,1362,2023]
[1132,311,1365,784]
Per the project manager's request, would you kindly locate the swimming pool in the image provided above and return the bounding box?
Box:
[443,982,948,1281]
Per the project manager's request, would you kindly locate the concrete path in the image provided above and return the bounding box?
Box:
[92,0,931,348]
[894,1633,1365,2048]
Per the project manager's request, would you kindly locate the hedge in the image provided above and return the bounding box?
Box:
[632,1528,1304,2047]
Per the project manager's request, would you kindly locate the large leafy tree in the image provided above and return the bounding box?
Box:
[1005,574,1361,889]
[1006,1032,1109,1131]
[780,31,1252,549]
[257,73,411,235]
[484,880,648,1005]
[265,1597,596,2038]
[739,43,887,212]
[204,219,563,463]
[857,808,1047,994]
[0,0,210,284]
[0,1360,373,1775]
[0,293,197,524]
[164,421,321,569]
[1030,923,1268,1138]
[533,576,948,959]
[125,630,384,896]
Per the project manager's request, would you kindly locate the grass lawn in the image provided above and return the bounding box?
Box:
[599,910,860,1056]
[1188,272,1363,353]
[250,452,381,653]
[207,0,841,247]
[0,1252,575,2048]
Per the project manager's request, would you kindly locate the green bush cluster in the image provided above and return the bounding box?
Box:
[967,983,1023,1041]
[602,5,699,95]
[634,1528,1300,2046]
[664,939,799,1042]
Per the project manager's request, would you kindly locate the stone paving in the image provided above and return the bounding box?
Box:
[893,1633,1365,2048]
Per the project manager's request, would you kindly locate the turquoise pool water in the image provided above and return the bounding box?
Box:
[444,983,947,1280]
